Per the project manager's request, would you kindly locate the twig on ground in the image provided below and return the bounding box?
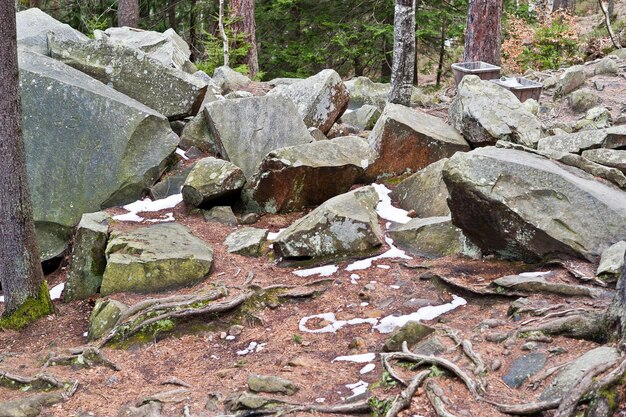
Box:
[385,370,430,417]
[425,379,457,417]
[44,346,120,371]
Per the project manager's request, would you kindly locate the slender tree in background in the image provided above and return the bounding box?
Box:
[388,0,416,105]
[218,0,229,66]
[463,0,502,65]
[168,0,177,30]
[230,0,259,77]
[118,0,139,27]
[0,0,54,329]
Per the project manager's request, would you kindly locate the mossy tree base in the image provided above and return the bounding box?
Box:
[0,281,54,330]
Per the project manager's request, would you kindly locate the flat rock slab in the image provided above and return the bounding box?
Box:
[0,393,64,417]
[443,147,626,262]
[244,136,374,213]
[101,223,213,295]
[596,240,626,281]
[582,148,626,174]
[540,346,621,401]
[491,274,600,297]
[268,69,349,134]
[502,353,547,388]
[387,216,463,259]
[16,8,88,55]
[48,35,207,119]
[389,158,450,217]
[537,126,626,154]
[273,186,384,260]
[182,157,246,208]
[366,103,469,180]
[449,75,542,148]
[19,50,178,260]
[224,228,269,257]
[340,105,381,131]
[247,374,298,395]
[383,322,435,352]
[205,96,311,179]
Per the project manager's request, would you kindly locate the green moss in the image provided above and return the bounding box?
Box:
[0,281,54,330]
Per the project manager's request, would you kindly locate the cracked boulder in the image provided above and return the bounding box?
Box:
[204,96,311,178]
[19,50,178,260]
[442,147,626,262]
[243,136,374,213]
[449,75,542,148]
[268,69,349,134]
[365,103,469,180]
[537,126,626,154]
[101,224,213,295]
[273,186,384,261]
[16,8,88,55]
[181,157,246,208]
[48,34,207,119]
[389,159,450,217]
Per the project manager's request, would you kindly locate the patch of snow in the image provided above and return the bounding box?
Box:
[346,237,411,271]
[389,285,400,289]
[175,148,189,160]
[332,353,376,363]
[113,194,183,222]
[360,302,369,307]
[519,271,551,277]
[299,313,377,334]
[293,265,338,277]
[373,295,467,334]
[237,341,258,355]
[350,273,360,284]
[372,183,411,224]
[346,380,369,398]
[113,212,145,222]
[49,283,65,300]
[146,212,175,223]
[360,363,376,374]
[315,398,326,403]
[225,335,236,341]
[267,229,286,241]
[377,265,390,269]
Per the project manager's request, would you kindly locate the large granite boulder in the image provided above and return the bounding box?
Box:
[19,50,178,260]
[182,157,246,208]
[340,105,381,131]
[48,35,207,119]
[365,103,469,180]
[596,241,626,282]
[101,224,213,295]
[387,217,463,258]
[442,147,626,262]
[213,66,252,94]
[389,159,450,217]
[204,96,311,178]
[95,26,196,73]
[449,75,542,148]
[537,126,626,154]
[63,212,110,302]
[273,186,384,260]
[243,136,374,213]
[179,112,218,153]
[268,69,349,134]
[16,8,88,55]
[555,65,586,97]
[344,76,425,110]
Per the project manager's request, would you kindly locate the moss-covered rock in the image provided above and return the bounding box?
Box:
[88,299,127,340]
[0,282,54,330]
[387,216,464,259]
[224,228,269,257]
[182,157,245,208]
[383,321,435,352]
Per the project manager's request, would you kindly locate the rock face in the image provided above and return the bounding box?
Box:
[387,217,463,259]
[582,148,626,174]
[366,103,469,180]
[345,76,424,110]
[63,212,110,302]
[179,112,218,153]
[182,157,246,208]
[19,50,179,260]
[95,27,196,73]
[101,224,213,295]
[16,8,88,55]
[243,136,374,213]
[442,147,626,262]
[273,186,384,260]
[268,69,349,134]
[213,66,251,94]
[389,159,450,217]
[340,105,381,131]
[449,75,542,148]
[224,228,269,257]
[149,164,193,200]
[48,35,207,119]
[537,126,626,154]
[502,353,547,388]
[204,96,311,178]
[596,241,626,281]
[555,65,586,96]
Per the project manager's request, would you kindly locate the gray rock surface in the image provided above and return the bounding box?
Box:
[19,50,178,260]
[243,136,374,213]
[16,8,88,55]
[366,103,469,180]
[204,206,238,226]
[537,126,626,154]
[64,212,110,302]
[568,88,601,113]
[149,164,193,200]
[273,186,384,260]
[594,57,619,75]
[268,69,349,134]
[383,322,435,352]
[224,228,269,257]
[344,76,425,110]
[387,217,463,259]
[213,66,251,94]
[182,157,246,208]
[389,159,450,217]
[247,374,298,395]
[442,147,626,262]
[502,353,547,388]
[582,148,626,174]
[88,299,127,340]
[449,75,542,148]
[48,35,207,119]
[491,274,600,297]
[101,224,213,295]
[204,96,311,178]
[179,112,218,153]
[540,346,620,400]
[0,393,64,417]
[340,105,381,131]
[596,241,626,281]
[575,106,612,130]
[555,65,586,96]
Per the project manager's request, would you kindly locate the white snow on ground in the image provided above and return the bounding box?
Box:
[1,282,66,303]
[267,229,286,240]
[519,271,552,277]
[373,295,468,333]
[345,380,369,398]
[360,363,376,374]
[236,341,266,356]
[113,194,182,222]
[175,148,189,160]
[147,212,175,223]
[332,353,376,363]
[350,274,360,284]
[346,237,411,271]
[293,265,338,277]
[299,313,378,334]
[372,183,412,224]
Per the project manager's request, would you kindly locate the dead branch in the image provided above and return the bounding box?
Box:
[425,379,457,417]
[0,370,68,390]
[44,346,120,371]
[443,329,486,375]
[385,370,430,417]
[221,399,371,416]
[380,352,413,386]
[599,0,622,49]
[483,398,561,415]
[520,308,588,326]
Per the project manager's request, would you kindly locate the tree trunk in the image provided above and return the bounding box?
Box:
[463,0,502,65]
[29,0,39,8]
[607,253,626,350]
[388,0,416,106]
[599,0,621,49]
[436,17,447,87]
[230,0,259,78]
[168,0,176,30]
[0,0,52,325]
[189,0,197,61]
[118,0,139,27]
[552,0,574,12]
[218,0,229,67]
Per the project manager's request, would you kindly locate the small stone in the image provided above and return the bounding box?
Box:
[383,321,435,352]
[203,206,238,226]
[521,342,538,351]
[490,359,502,372]
[485,332,509,343]
[502,353,547,388]
[238,213,259,225]
[224,227,269,257]
[348,337,368,354]
[247,374,299,395]
[228,325,244,336]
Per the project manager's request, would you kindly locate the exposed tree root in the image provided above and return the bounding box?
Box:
[425,379,457,417]
[482,398,561,415]
[217,399,371,416]
[0,370,69,390]
[384,370,430,417]
[443,328,486,375]
[517,312,606,342]
[43,346,120,371]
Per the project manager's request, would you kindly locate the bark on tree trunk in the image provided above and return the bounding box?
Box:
[218,0,229,67]
[463,0,502,65]
[388,0,416,106]
[436,17,447,87]
[29,0,39,8]
[189,0,197,61]
[118,0,139,27]
[0,0,49,318]
[168,0,176,30]
[229,0,259,78]
[606,253,626,351]
[552,0,574,12]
